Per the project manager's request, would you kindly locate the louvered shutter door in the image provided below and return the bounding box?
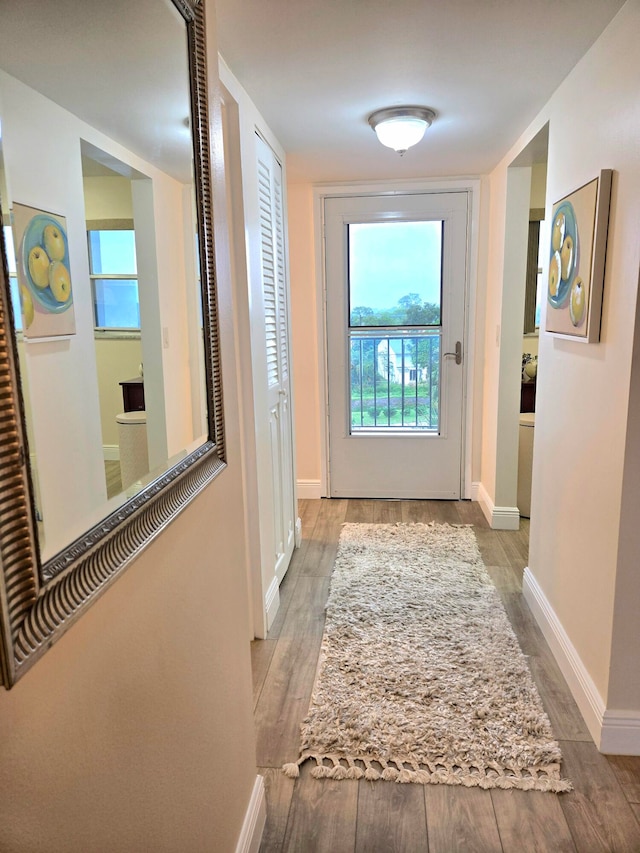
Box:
[255,133,296,587]
[258,156,279,388]
[274,172,289,386]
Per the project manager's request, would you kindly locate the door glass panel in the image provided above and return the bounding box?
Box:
[348,221,442,326]
[350,331,440,431]
[348,220,443,433]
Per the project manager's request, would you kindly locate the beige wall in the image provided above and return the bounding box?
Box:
[522,335,539,358]
[482,0,640,707]
[0,475,256,853]
[532,0,639,706]
[288,183,322,482]
[0,2,259,850]
[83,176,134,220]
[530,162,547,210]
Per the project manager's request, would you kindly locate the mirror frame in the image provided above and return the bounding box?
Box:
[0,0,225,687]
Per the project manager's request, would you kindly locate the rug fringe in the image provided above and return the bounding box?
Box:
[282,753,572,793]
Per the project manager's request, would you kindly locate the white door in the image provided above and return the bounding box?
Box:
[256,134,296,582]
[325,192,469,498]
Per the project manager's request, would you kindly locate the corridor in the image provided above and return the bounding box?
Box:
[253,499,640,852]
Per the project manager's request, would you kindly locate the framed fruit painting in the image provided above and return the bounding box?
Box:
[545,170,612,343]
[11,203,76,340]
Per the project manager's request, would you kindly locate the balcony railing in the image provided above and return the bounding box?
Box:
[349,330,440,431]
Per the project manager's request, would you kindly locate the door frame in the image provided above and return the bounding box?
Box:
[313,178,482,500]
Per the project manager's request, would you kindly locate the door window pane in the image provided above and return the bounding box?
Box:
[350,331,440,431]
[348,221,442,327]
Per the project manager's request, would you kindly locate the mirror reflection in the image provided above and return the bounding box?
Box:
[0,0,208,565]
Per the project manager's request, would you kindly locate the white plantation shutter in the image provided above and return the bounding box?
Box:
[254,132,296,590]
[274,174,289,384]
[258,157,279,388]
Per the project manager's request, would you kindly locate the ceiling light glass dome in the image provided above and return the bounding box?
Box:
[368,106,436,155]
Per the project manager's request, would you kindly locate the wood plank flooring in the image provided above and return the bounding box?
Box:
[252,499,640,852]
[104,460,122,499]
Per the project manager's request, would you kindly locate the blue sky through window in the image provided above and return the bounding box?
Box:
[349,221,442,313]
[89,230,137,275]
[3,225,22,331]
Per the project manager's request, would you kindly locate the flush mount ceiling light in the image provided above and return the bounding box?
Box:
[368,106,436,155]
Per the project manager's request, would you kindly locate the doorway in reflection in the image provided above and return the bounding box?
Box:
[82,149,147,499]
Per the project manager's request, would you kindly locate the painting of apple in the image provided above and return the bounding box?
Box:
[49,261,71,302]
[20,284,34,328]
[12,203,76,339]
[548,251,561,298]
[560,234,574,281]
[569,277,585,327]
[552,212,565,253]
[28,245,51,288]
[545,172,611,341]
[43,223,65,262]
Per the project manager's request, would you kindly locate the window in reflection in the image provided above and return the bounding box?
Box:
[3,225,22,331]
[89,230,140,329]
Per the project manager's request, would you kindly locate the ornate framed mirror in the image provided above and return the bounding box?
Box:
[0,0,225,687]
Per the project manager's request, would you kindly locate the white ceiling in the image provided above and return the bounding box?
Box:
[214,0,626,183]
[0,1,626,187]
[0,0,193,183]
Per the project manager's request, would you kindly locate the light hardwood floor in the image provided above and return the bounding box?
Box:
[252,499,640,852]
[104,460,122,500]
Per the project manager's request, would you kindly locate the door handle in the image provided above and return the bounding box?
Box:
[443,341,462,365]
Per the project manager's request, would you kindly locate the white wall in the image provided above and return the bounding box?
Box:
[481,0,640,746]
[495,166,531,512]
[0,5,261,851]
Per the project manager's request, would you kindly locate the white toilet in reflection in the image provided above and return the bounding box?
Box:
[116,410,149,491]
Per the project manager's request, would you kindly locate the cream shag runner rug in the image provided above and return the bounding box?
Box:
[283,523,571,792]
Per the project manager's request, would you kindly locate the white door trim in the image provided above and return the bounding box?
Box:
[313,178,481,499]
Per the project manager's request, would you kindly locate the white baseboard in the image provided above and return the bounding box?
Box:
[476,482,520,530]
[523,567,604,746]
[265,575,280,633]
[235,774,266,853]
[297,479,322,499]
[103,445,120,462]
[522,567,629,753]
[600,711,640,755]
